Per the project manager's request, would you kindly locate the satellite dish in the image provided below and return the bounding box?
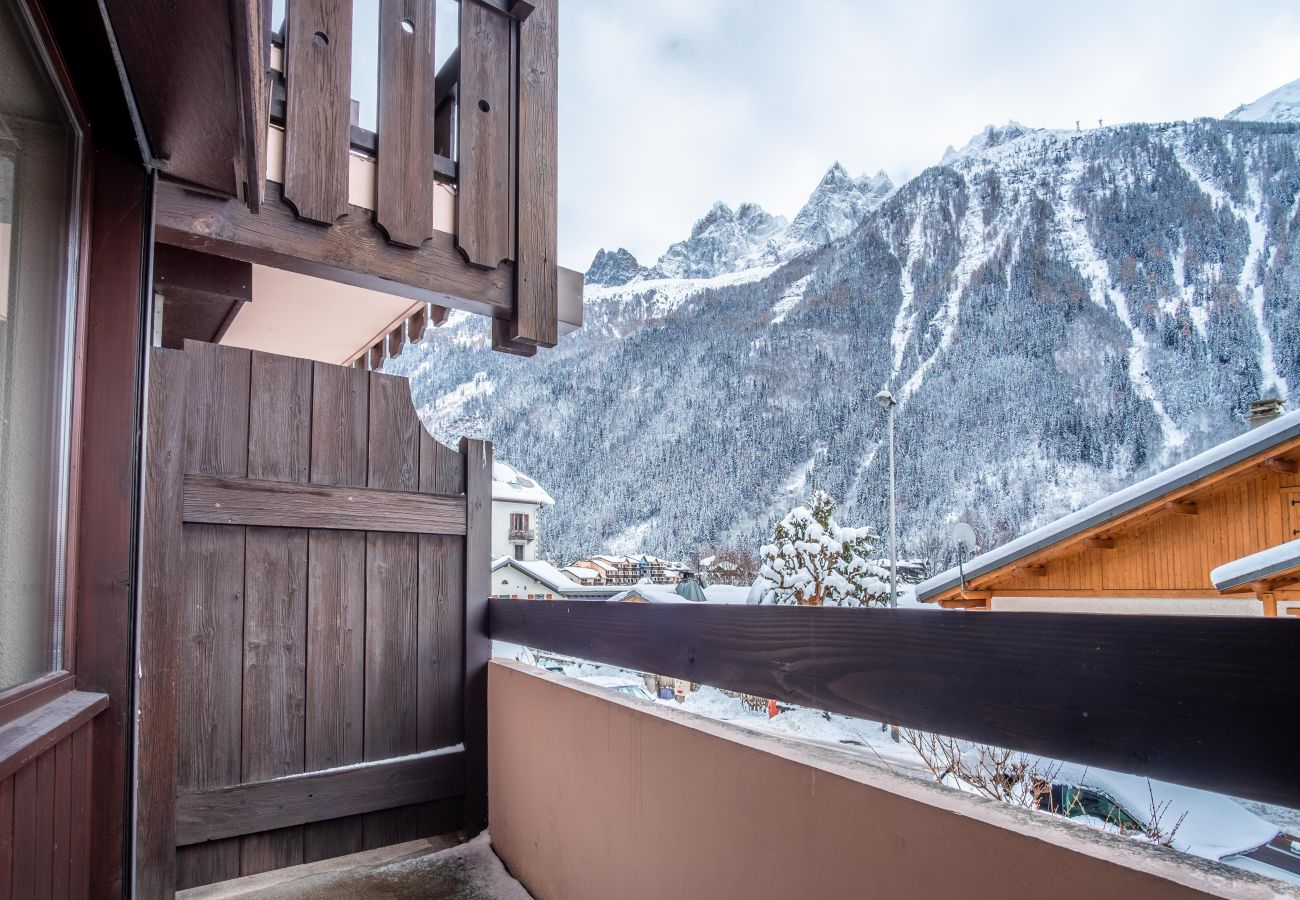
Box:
[952,522,976,556]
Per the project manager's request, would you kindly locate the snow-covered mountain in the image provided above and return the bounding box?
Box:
[1226,76,1300,123]
[391,80,1300,568]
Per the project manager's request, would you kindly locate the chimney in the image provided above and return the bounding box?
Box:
[1246,397,1285,429]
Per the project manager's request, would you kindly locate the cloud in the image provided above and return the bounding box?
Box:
[557,0,1300,271]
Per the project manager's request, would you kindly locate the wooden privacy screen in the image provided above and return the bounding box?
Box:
[137,341,490,896]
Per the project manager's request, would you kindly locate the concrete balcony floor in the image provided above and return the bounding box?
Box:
[177,833,532,900]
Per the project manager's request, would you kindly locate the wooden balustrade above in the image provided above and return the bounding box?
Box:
[109,0,566,356]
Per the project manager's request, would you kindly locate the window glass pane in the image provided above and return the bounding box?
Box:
[0,0,80,693]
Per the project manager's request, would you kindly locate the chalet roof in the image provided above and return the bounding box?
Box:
[491,556,607,596]
[1210,539,1300,592]
[492,461,555,506]
[916,410,1300,602]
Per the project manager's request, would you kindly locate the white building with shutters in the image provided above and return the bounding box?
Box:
[491,460,554,562]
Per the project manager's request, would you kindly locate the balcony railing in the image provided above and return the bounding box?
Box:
[509,527,538,541]
[490,598,1300,810]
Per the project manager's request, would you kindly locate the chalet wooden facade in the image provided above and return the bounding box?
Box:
[916,411,1300,616]
[0,0,567,895]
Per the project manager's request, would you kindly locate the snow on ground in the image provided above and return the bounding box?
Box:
[703,584,750,604]
[418,371,494,429]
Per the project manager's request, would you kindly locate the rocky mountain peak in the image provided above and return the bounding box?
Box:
[585,247,651,287]
[942,120,1035,164]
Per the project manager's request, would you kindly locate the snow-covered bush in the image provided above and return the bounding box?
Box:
[750,490,890,606]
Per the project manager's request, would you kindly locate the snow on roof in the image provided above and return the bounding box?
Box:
[561,566,598,582]
[491,556,608,595]
[610,581,700,604]
[917,410,1300,601]
[492,460,554,506]
[1210,538,1300,592]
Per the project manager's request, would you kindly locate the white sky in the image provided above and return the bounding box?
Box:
[556,0,1300,271]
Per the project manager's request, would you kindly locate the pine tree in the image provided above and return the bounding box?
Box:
[751,490,890,607]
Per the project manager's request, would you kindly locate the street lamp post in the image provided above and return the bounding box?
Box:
[874,389,898,607]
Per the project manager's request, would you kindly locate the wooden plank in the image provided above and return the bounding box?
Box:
[34,751,53,900]
[376,0,437,247]
[491,599,1300,809]
[304,362,369,862]
[511,0,558,346]
[461,438,493,836]
[457,0,513,267]
[184,475,467,534]
[11,763,35,899]
[155,180,514,319]
[419,435,466,751]
[176,748,464,845]
[491,318,539,357]
[135,348,189,900]
[362,372,423,842]
[0,693,109,785]
[240,352,312,875]
[51,739,71,900]
[0,776,11,900]
[285,0,353,224]
[68,728,90,900]
[177,342,251,889]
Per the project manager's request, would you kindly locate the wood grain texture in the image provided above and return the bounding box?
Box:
[510,0,558,346]
[376,0,437,247]
[457,0,513,267]
[491,599,1300,809]
[11,764,34,898]
[175,747,464,845]
[240,353,312,875]
[155,180,514,318]
[0,775,11,900]
[177,342,251,889]
[461,438,493,836]
[303,362,368,861]
[183,475,467,534]
[69,727,91,900]
[51,738,72,899]
[285,0,353,223]
[135,348,190,900]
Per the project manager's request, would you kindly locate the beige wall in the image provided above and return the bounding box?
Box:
[990,595,1264,615]
[488,661,1286,900]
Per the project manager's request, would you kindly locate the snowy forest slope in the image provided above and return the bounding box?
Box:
[390,104,1300,568]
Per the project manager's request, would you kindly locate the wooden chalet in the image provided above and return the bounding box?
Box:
[916,410,1300,616]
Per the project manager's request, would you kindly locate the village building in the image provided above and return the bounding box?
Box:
[916,408,1300,616]
[491,460,554,562]
[491,556,614,600]
[568,553,690,585]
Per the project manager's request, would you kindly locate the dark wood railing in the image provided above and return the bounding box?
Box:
[490,599,1300,809]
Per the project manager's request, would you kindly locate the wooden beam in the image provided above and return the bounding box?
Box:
[134,348,190,899]
[175,746,465,845]
[1265,457,1298,475]
[461,438,493,836]
[154,178,514,319]
[1083,536,1116,550]
[153,245,253,348]
[491,318,538,356]
[510,0,558,346]
[182,474,467,534]
[1164,500,1198,516]
[490,599,1300,809]
[1016,563,1047,577]
[1260,592,1278,617]
[939,597,989,610]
